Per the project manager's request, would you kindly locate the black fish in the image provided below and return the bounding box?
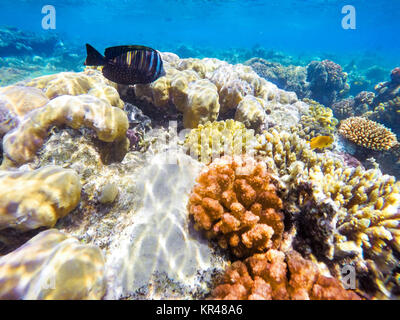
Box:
[84,43,166,85]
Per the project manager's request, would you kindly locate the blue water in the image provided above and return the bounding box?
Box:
[1,0,399,67]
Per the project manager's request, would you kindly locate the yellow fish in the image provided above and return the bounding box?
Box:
[307,135,334,150]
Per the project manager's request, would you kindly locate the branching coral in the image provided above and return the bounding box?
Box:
[0,229,106,299]
[211,249,361,300]
[255,127,400,298]
[2,94,129,166]
[188,156,284,258]
[0,166,81,231]
[184,120,257,164]
[338,116,398,151]
[299,99,338,139]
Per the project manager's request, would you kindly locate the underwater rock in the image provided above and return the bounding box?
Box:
[306,59,349,107]
[212,249,360,300]
[0,229,106,300]
[98,183,119,204]
[105,151,228,299]
[188,155,284,258]
[2,94,129,166]
[0,165,81,231]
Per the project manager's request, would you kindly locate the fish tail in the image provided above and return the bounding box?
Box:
[84,44,106,66]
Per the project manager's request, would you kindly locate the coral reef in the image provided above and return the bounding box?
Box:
[0,166,81,231]
[331,98,355,120]
[255,128,400,298]
[2,94,129,166]
[338,117,398,151]
[296,98,338,140]
[234,95,267,132]
[183,120,257,164]
[188,156,284,258]
[306,60,349,106]
[211,249,360,300]
[126,54,298,129]
[245,58,310,100]
[0,229,106,299]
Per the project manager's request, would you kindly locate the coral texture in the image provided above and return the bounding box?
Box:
[306,59,349,106]
[0,229,106,299]
[188,155,284,258]
[234,95,267,132]
[2,94,129,166]
[0,166,81,231]
[212,249,361,300]
[130,54,297,129]
[338,116,398,151]
[184,120,257,164]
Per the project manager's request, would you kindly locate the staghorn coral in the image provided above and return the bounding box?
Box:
[2,94,129,166]
[211,249,361,300]
[338,116,398,151]
[0,229,106,300]
[184,120,258,164]
[306,60,349,106]
[188,155,284,258]
[0,166,81,231]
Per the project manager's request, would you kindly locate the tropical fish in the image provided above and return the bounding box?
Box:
[84,43,166,85]
[307,135,334,149]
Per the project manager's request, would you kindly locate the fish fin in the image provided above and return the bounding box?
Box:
[104,45,155,59]
[84,44,106,66]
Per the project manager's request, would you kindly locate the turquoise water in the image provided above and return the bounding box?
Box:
[1,0,399,66]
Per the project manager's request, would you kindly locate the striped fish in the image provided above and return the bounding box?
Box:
[84,44,166,85]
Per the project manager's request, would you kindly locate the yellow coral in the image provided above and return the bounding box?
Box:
[338,116,398,151]
[183,79,220,128]
[234,95,267,131]
[2,94,129,166]
[24,70,124,108]
[300,99,338,139]
[184,120,257,164]
[0,166,81,231]
[0,85,49,116]
[0,229,105,299]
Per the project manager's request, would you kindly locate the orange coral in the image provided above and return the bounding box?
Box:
[188,156,284,258]
[211,249,361,300]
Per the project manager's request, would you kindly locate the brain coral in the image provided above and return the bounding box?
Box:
[212,249,361,300]
[338,116,398,151]
[0,166,81,231]
[234,95,267,132]
[188,155,284,258]
[24,69,124,109]
[184,120,257,164]
[2,94,129,166]
[0,229,106,299]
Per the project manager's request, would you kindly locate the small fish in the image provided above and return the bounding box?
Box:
[84,43,166,85]
[307,135,334,150]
